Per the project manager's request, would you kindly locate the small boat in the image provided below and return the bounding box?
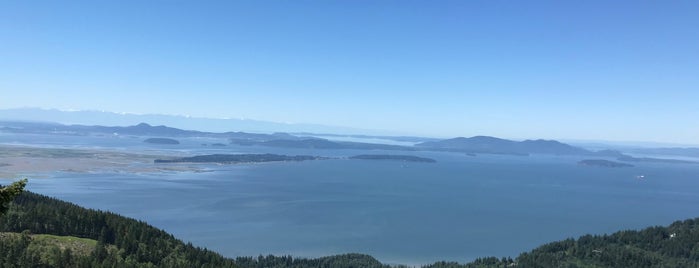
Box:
[636,175,645,179]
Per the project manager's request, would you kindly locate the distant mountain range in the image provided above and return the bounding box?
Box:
[0,120,418,151]
[0,108,378,135]
[1,120,697,163]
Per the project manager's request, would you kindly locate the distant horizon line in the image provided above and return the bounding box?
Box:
[0,106,698,148]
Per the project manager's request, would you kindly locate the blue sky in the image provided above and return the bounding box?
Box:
[1,1,698,143]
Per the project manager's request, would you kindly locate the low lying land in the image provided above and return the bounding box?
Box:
[0,145,204,178]
[617,155,699,164]
[349,154,437,163]
[154,153,326,164]
[578,159,634,168]
[143,137,180,144]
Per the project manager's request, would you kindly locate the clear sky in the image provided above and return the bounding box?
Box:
[1,1,698,144]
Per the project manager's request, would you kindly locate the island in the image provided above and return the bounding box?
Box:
[578,159,634,168]
[143,138,180,145]
[154,153,325,164]
[349,154,436,163]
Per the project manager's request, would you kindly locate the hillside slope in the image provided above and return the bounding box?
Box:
[0,191,237,268]
[1,190,699,267]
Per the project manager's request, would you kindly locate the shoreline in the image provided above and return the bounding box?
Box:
[0,144,208,179]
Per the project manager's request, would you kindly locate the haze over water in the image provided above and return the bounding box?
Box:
[11,135,699,265]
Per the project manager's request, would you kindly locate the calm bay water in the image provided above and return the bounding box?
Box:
[9,149,699,265]
[2,134,699,264]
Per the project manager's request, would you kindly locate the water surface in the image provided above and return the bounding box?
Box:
[10,150,699,265]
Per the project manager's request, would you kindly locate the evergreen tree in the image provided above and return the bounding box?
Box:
[0,178,26,216]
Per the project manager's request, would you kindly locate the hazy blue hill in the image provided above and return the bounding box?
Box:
[0,121,298,144]
[0,108,373,134]
[416,136,591,155]
[416,136,517,153]
[117,123,194,136]
[0,120,81,134]
[518,139,590,155]
[0,121,202,137]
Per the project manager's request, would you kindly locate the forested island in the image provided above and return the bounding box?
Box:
[143,138,180,145]
[154,153,325,164]
[578,159,634,168]
[349,154,437,163]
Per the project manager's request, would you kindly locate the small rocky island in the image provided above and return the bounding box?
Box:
[155,153,324,164]
[143,138,180,145]
[349,154,436,163]
[578,159,634,168]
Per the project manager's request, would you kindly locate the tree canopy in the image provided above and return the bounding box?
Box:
[0,178,26,216]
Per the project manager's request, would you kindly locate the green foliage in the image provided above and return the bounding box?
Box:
[423,257,514,268]
[514,219,699,267]
[0,178,26,216]
[234,253,394,268]
[0,190,236,268]
[0,232,100,267]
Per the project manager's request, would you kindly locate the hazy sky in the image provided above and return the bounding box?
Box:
[1,1,698,144]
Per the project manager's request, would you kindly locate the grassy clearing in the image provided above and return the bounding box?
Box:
[0,232,98,256]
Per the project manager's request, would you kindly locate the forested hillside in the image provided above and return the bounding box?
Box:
[1,190,699,267]
[418,218,699,268]
[0,191,403,268]
[515,218,699,267]
[0,191,236,268]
